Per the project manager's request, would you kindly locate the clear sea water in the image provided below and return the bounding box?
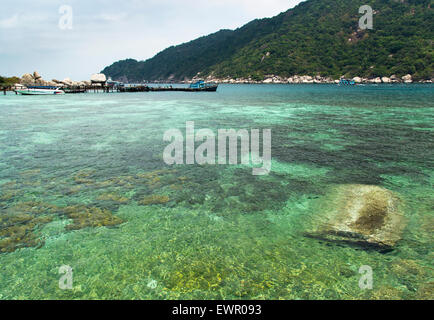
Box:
[0,84,432,300]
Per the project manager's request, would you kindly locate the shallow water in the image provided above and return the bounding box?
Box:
[0,84,433,300]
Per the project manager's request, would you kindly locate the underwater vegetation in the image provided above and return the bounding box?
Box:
[0,86,433,300]
[165,257,224,293]
[97,193,129,204]
[0,167,197,253]
[63,205,123,231]
[139,195,170,206]
[73,170,95,185]
[0,201,57,253]
[0,199,124,252]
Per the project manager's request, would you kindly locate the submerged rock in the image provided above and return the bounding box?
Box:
[306,184,405,251]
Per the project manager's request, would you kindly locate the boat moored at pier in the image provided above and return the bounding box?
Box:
[117,81,219,92]
[189,80,218,91]
[15,86,65,95]
[338,79,356,86]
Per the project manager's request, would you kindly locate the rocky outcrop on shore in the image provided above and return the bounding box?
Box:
[19,72,106,87]
[305,184,406,252]
[18,71,432,86]
[91,73,107,84]
[188,73,432,84]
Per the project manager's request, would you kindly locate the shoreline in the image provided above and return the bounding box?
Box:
[3,72,433,91]
[177,74,433,85]
[2,81,433,95]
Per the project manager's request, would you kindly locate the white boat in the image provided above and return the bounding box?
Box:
[15,86,65,95]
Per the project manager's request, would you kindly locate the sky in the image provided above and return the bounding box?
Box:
[0,0,304,81]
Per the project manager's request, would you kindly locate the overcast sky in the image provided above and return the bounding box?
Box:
[0,0,304,80]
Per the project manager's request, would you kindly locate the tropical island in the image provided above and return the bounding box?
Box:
[2,0,433,87]
[0,0,433,302]
[102,0,433,84]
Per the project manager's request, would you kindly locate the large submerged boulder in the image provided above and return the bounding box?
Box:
[305,185,405,252]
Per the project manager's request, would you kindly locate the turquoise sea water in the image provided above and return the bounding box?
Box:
[0,84,432,300]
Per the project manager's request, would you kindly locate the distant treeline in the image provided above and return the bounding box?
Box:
[102,0,433,82]
[0,76,20,87]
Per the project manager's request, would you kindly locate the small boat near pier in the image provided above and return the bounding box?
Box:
[117,81,218,93]
[15,86,65,95]
[338,79,356,86]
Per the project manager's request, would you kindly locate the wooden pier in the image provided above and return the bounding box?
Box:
[1,85,11,95]
[118,84,218,93]
[59,84,218,93]
[2,83,218,95]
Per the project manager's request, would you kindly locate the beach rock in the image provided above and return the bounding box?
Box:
[402,74,413,83]
[390,75,400,83]
[91,73,107,83]
[20,73,34,85]
[352,77,362,83]
[35,79,48,85]
[61,78,72,86]
[33,71,42,80]
[382,77,391,83]
[305,184,405,251]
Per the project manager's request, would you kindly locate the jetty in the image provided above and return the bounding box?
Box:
[2,72,219,96]
[118,81,218,93]
[118,86,218,93]
[5,83,218,95]
[1,86,10,95]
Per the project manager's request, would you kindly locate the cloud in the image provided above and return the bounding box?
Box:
[0,15,19,28]
[98,13,128,22]
[0,0,304,80]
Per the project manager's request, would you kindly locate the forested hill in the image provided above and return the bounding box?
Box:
[102,0,433,82]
